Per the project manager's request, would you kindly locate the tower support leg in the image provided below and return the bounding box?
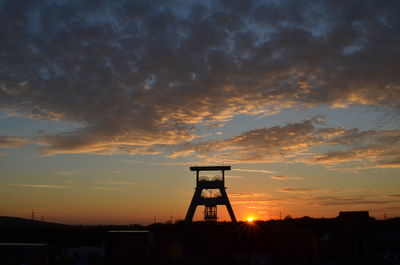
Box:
[220,188,237,223]
[184,188,202,224]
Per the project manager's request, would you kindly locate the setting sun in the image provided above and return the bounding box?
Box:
[246,216,255,222]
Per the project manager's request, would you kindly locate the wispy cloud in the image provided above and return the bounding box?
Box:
[308,195,400,206]
[230,192,270,199]
[231,199,285,205]
[0,136,29,148]
[2,184,72,189]
[271,175,303,180]
[108,159,145,165]
[95,181,158,186]
[225,175,244,179]
[55,170,77,176]
[325,188,381,194]
[91,186,120,191]
[96,181,137,185]
[230,192,400,211]
[279,188,316,194]
[385,194,400,198]
[233,168,276,174]
[278,187,383,195]
[151,161,196,166]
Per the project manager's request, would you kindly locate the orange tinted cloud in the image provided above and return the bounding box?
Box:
[271,175,303,180]
[169,119,400,169]
[0,136,29,147]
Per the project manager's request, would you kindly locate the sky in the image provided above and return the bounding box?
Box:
[0,0,400,225]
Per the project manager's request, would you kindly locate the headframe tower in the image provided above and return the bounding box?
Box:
[184,166,237,224]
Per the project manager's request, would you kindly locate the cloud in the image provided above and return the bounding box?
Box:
[95,181,158,186]
[225,175,244,179]
[326,188,381,194]
[108,159,145,165]
[0,136,29,148]
[230,192,270,199]
[233,168,276,174]
[307,195,400,206]
[55,170,77,176]
[231,191,400,210]
[385,194,400,198]
[2,184,72,189]
[0,0,399,155]
[91,186,120,191]
[309,129,400,169]
[169,119,400,168]
[96,181,137,185]
[279,188,315,194]
[278,187,383,195]
[231,199,281,205]
[271,175,303,180]
[168,119,321,162]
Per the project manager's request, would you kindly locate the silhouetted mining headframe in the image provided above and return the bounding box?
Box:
[184,166,237,224]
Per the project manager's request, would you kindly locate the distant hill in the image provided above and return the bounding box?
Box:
[0,216,76,243]
[0,216,70,227]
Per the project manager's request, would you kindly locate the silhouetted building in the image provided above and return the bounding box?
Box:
[338,211,370,225]
[269,229,320,265]
[375,228,400,264]
[67,246,103,265]
[337,211,372,262]
[105,230,153,265]
[0,243,56,265]
[151,223,237,265]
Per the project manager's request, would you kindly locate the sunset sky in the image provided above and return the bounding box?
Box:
[1,0,399,224]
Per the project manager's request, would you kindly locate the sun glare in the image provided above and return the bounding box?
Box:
[246,216,254,222]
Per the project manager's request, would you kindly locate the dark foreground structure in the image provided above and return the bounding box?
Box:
[1,212,400,265]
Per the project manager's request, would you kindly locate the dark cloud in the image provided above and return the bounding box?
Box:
[1,0,399,154]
